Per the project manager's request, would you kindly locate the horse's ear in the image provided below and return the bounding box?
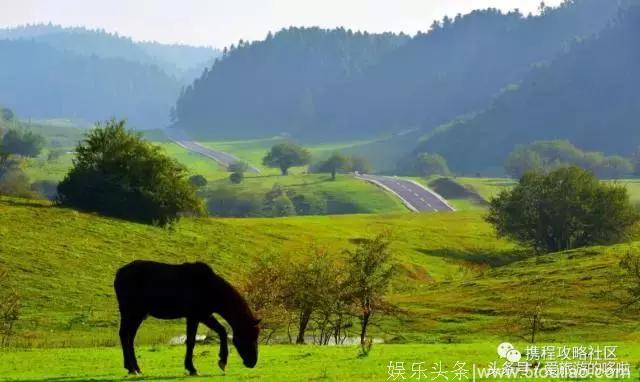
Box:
[253,319,262,326]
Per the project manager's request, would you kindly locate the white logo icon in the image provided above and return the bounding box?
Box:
[497,342,514,358]
[497,342,522,362]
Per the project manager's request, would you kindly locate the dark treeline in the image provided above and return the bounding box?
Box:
[174,0,622,142]
[174,27,409,138]
[419,4,640,174]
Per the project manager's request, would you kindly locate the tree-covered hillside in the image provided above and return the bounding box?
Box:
[174,27,409,139]
[419,5,640,174]
[0,24,219,81]
[174,0,622,141]
[0,39,180,129]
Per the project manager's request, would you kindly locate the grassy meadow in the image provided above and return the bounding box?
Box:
[1,195,640,380]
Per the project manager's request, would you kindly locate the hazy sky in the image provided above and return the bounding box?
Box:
[0,0,564,48]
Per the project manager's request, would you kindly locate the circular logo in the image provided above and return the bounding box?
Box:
[497,342,514,358]
[506,349,522,363]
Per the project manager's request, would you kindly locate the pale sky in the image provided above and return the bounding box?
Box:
[0,0,564,48]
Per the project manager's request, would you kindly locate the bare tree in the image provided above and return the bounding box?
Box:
[506,276,556,343]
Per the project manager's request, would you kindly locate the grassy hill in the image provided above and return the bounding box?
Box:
[1,197,640,380]
[2,196,638,348]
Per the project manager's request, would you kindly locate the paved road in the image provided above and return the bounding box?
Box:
[165,129,261,174]
[356,174,454,212]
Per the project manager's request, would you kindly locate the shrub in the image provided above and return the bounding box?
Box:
[57,119,205,225]
[1,129,45,158]
[188,175,208,188]
[487,166,640,253]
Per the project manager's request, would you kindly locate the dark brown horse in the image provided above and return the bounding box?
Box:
[114,260,260,375]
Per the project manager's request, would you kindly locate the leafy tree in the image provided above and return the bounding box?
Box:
[57,119,205,225]
[319,153,351,180]
[1,129,45,158]
[289,192,327,215]
[486,166,640,253]
[344,232,395,347]
[188,174,207,188]
[350,156,372,174]
[229,172,244,184]
[0,107,14,122]
[505,146,544,178]
[262,185,296,216]
[262,143,311,175]
[0,168,34,199]
[229,161,248,184]
[285,246,337,344]
[504,141,634,179]
[414,153,450,176]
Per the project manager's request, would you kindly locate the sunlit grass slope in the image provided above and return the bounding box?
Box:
[0,196,512,347]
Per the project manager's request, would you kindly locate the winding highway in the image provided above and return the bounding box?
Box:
[356,174,455,212]
[164,129,261,174]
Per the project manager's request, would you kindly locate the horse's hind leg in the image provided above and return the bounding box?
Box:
[128,316,144,374]
[119,314,144,374]
[184,317,199,376]
[118,316,133,373]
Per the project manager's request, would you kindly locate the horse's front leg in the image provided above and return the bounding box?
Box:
[202,316,228,371]
[184,317,199,376]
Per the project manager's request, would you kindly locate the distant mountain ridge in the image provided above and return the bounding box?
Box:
[174,0,623,142]
[418,4,640,174]
[0,24,220,129]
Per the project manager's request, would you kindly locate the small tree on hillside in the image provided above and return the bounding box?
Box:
[189,174,208,188]
[229,161,248,184]
[506,277,556,344]
[319,153,351,180]
[262,143,310,175]
[285,246,337,344]
[344,232,395,348]
[486,166,640,253]
[0,129,45,158]
[57,119,205,225]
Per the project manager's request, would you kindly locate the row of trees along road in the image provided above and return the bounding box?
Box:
[242,232,397,350]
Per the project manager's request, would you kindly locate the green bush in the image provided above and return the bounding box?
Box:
[57,119,205,225]
[487,166,640,253]
[1,129,45,158]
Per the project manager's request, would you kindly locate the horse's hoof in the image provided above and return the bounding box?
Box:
[189,369,199,376]
[218,359,227,371]
[128,370,140,376]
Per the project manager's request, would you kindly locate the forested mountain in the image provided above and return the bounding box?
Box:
[174,0,622,140]
[0,24,219,81]
[174,27,409,139]
[418,5,640,174]
[0,25,220,128]
[0,39,179,128]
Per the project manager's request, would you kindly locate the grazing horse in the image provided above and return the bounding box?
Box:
[114,260,260,375]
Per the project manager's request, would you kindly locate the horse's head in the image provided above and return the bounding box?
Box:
[232,318,261,368]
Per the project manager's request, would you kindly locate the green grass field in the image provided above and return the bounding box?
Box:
[207,173,407,214]
[3,342,639,381]
[1,196,640,380]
